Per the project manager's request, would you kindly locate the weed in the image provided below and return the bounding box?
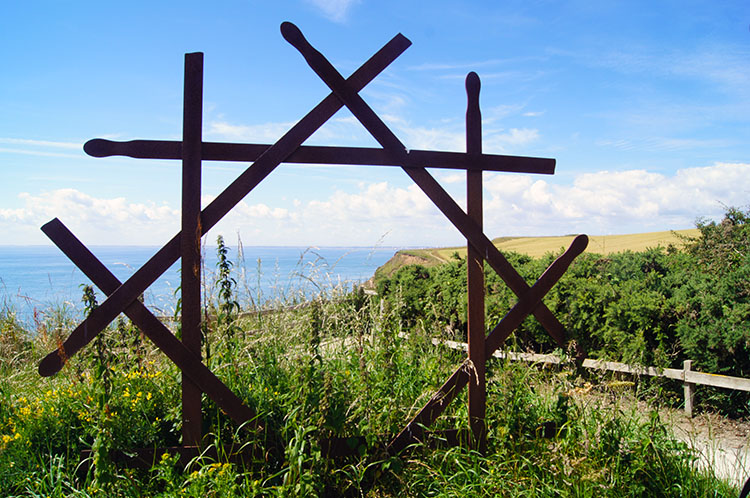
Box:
[0,246,740,497]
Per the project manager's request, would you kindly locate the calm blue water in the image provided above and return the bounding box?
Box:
[0,245,397,327]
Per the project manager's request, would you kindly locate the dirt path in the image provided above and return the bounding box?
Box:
[570,388,750,489]
[666,409,750,488]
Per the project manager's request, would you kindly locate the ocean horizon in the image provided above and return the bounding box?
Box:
[0,244,401,327]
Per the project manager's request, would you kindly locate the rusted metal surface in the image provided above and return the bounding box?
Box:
[37,22,587,458]
[388,235,588,454]
[465,71,486,452]
[181,52,204,446]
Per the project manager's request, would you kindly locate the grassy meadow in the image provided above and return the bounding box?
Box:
[0,231,741,497]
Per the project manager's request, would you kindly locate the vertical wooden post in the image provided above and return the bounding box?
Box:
[466,72,486,452]
[684,359,695,417]
[181,52,204,447]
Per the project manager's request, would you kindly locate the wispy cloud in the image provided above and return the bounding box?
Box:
[484,128,540,152]
[408,59,510,72]
[408,56,547,72]
[0,138,84,158]
[597,136,732,152]
[205,120,296,143]
[551,43,750,100]
[0,147,82,159]
[437,69,547,83]
[305,0,358,23]
[0,138,81,149]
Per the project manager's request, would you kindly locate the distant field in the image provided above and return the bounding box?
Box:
[375,229,699,279]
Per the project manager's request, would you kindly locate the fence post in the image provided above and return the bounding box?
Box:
[684,359,695,417]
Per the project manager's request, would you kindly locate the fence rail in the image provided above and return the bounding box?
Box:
[421,335,750,416]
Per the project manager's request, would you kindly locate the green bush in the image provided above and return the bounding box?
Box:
[375,206,750,416]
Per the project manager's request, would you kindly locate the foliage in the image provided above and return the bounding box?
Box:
[376,206,750,416]
[0,227,744,495]
[672,207,750,413]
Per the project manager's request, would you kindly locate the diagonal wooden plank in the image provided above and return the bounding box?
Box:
[282,22,567,347]
[387,235,588,454]
[41,218,258,427]
[83,139,555,174]
[38,26,411,377]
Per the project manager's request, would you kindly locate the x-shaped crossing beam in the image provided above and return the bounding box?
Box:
[279,22,588,451]
[42,218,257,427]
[36,22,586,453]
[38,26,411,377]
[281,23,570,348]
[388,234,588,453]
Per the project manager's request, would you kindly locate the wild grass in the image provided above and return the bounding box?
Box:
[0,241,739,497]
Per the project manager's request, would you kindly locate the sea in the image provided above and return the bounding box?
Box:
[0,245,399,328]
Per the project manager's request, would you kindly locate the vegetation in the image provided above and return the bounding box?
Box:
[376,206,750,417]
[0,212,746,496]
[376,229,699,276]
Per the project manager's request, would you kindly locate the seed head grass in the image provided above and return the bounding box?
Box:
[0,245,739,496]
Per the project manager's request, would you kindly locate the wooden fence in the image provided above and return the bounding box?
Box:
[422,335,750,417]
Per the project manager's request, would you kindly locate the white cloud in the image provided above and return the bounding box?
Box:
[0,137,85,159]
[398,126,465,151]
[206,117,375,147]
[5,163,748,246]
[305,0,358,23]
[0,147,82,159]
[484,128,539,152]
[483,162,750,236]
[0,138,81,149]
[0,189,180,245]
[389,122,540,153]
[206,120,296,143]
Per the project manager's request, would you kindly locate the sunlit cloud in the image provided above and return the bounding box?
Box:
[4,163,748,246]
[0,189,180,245]
[483,162,750,236]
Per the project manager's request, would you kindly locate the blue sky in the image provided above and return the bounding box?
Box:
[2,1,749,247]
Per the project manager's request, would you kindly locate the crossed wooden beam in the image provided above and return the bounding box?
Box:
[38,22,587,454]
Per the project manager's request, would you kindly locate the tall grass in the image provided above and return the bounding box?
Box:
[0,243,739,497]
